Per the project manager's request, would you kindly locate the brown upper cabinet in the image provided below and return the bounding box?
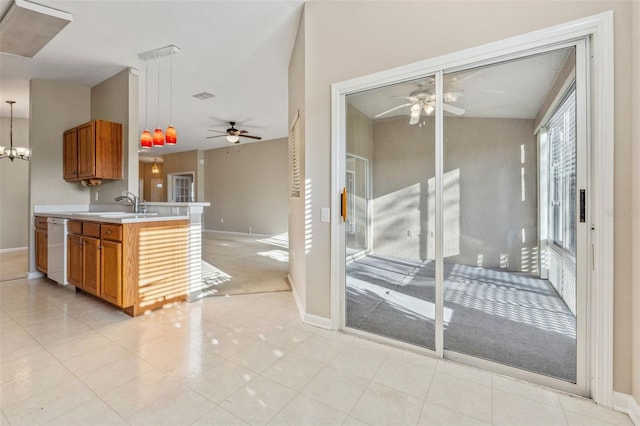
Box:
[63,120,123,185]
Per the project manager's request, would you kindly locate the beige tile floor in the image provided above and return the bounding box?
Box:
[0,275,633,425]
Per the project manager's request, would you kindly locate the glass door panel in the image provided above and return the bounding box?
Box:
[442,47,580,382]
[345,76,437,350]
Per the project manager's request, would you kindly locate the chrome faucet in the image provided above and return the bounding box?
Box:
[115,191,144,213]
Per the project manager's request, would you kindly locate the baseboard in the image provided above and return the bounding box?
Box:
[0,246,27,253]
[27,271,44,280]
[287,274,332,330]
[613,392,640,425]
[203,229,270,238]
[288,274,305,321]
[303,312,332,330]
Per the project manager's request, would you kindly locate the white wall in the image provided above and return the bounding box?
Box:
[0,117,29,249]
[203,138,288,236]
[291,0,635,394]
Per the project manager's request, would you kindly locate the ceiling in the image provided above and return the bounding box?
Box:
[347,48,572,121]
[0,0,304,159]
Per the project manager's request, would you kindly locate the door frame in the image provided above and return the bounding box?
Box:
[330,12,613,405]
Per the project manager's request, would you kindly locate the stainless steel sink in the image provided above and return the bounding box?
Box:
[98,212,159,218]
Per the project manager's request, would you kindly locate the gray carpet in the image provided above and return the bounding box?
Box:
[195,232,290,298]
[346,254,577,382]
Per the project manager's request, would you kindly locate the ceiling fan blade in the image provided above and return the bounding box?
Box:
[239,130,249,134]
[374,103,412,118]
[443,103,465,115]
[239,135,262,140]
[206,135,227,139]
[208,129,228,133]
[394,96,420,103]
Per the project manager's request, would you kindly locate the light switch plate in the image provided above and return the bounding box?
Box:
[321,207,330,223]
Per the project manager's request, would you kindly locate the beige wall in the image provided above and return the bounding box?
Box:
[288,8,307,308]
[203,138,288,236]
[293,1,635,394]
[90,68,138,203]
[0,117,29,249]
[631,0,640,408]
[369,116,537,272]
[29,79,91,271]
[139,161,164,201]
[162,150,201,202]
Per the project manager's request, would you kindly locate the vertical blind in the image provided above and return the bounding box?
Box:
[548,86,577,254]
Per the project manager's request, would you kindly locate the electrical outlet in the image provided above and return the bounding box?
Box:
[249,226,252,234]
[220,218,224,223]
[95,192,98,201]
[407,230,412,237]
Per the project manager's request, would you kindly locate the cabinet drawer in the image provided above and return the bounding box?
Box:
[83,222,101,238]
[68,220,82,235]
[35,216,48,230]
[101,224,122,241]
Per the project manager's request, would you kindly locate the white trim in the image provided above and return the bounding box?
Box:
[202,229,271,238]
[612,392,640,425]
[288,273,305,322]
[27,271,44,279]
[303,312,332,330]
[330,11,614,404]
[0,246,27,253]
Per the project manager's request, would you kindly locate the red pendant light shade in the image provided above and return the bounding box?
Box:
[165,125,177,145]
[140,130,152,149]
[153,128,164,146]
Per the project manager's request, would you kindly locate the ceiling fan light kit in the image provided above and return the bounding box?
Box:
[138,45,181,149]
[207,121,262,144]
[375,78,465,125]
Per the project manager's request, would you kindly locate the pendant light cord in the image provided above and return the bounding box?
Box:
[144,59,148,130]
[157,56,160,128]
[170,52,173,125]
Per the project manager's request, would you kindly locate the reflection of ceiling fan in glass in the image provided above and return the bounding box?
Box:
[374,79,465,124]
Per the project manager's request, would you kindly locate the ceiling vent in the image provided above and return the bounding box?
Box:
[192,92,215,100]
[0,0,72,58]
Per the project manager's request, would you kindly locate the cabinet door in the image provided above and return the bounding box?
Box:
[77,122,96,179]
[101,240,122,306]
[35,229,48,273]
[67,234,83,287]
[83,237,101,296]
[63,129,78,180]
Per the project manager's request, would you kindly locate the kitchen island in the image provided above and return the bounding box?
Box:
[32,202,208,316]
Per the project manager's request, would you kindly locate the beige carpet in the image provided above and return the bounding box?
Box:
[200,231,290,297]
[0,249,28,282]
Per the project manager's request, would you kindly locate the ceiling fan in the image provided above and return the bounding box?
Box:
[374,79,465,125]
[207,122,262,144]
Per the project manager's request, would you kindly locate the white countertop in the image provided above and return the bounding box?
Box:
[35,211,190,224]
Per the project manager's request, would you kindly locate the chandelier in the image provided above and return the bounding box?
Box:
[0,100,30,161]
[138,45,181,150]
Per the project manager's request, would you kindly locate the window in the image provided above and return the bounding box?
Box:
[547,85,576,253]
[290,113,301,198]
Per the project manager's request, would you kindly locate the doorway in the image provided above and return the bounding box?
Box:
[167,172,195,202]
[330,15,617,397]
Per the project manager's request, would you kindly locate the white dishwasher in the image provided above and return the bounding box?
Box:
[47,217,69,285]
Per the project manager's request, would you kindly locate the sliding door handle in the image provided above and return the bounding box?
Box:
[580,189,586,223]
[341,187,347,222]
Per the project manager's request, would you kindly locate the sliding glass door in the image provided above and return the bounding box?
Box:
[341,42,588,391]
[344,77,437,351]
[441,47,585,383]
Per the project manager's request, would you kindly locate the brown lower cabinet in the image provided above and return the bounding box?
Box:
[66,219,188,316]
[35,216,48,273]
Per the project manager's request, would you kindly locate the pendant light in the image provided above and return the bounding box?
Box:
[140,59,152,149]
[151,158,160,174]
[165,51,177,145]
[138,45,181,150]
[0,101,30,161]
[152,57,164,147]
